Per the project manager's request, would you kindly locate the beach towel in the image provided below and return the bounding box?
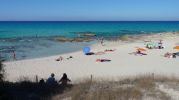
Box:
[85,52,95,55]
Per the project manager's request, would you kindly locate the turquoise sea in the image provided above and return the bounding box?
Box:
[0,21,179,60]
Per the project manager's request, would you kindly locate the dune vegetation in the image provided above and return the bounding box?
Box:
[51,74,179,100]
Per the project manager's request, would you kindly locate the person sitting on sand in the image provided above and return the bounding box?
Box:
[56,56,63,61]
[39,78,45,85]
[59,73,71,86]
[172,53,177,58]
[158,40,164,49]
[47,73,57,84]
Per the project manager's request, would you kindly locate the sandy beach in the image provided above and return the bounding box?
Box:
[4,32,179,82]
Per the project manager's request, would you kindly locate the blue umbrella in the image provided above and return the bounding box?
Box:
[83,47,90,54]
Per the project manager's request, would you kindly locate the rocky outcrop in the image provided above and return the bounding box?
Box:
[76,32,96,37]
[54,36,92,42]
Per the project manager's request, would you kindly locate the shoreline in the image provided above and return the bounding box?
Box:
[1,31,179,61]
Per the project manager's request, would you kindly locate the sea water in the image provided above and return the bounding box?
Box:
[0,21,179,60]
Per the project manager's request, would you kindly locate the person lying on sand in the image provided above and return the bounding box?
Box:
[128,50,147,56]
[172,53,177,58]
[96,59,111,62]
[67,56,73,60]
[56,56,63,61]
[104,49,116,52]
[164,52,176,58]
[95,51,105,55]
[164,52,171,58]
[85,52,95,55]
[85,52,105,55]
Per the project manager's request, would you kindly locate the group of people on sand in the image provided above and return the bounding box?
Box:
[130,40,166,56]
[56,39,178,63]
[131,40,178,58]
[164,52,177,58]
[56,56,73,61]
[40,73,71,86]
[84,49,115,62]
[85,49,116,55]
[145,40,164,49]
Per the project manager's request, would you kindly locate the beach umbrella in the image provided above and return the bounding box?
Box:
[137,48,146,51]
[83,47,91,54]
[145,41,155,47]
[173,46,179,56]
[173,46,179,50]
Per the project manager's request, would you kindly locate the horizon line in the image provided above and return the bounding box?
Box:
[0,20,179,22]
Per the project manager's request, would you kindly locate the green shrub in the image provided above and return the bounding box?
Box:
[0,58,4,82]
[119,35,129,41]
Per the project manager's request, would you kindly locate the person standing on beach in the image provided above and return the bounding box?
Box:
[12,51,16,60]
[101,37,104,46]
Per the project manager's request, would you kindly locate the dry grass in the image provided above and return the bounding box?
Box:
[3,73,176,100]
[51,74,179,100]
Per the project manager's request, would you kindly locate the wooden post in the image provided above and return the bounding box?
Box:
[90,74,93,82]
[35,75,38,83]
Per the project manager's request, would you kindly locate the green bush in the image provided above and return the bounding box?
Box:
[119,35,129,41]
[0,58,4,82]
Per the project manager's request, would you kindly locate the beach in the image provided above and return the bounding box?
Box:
[4,32,179,82]
[2,1,179,99]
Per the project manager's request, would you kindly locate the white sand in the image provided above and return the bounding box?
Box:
[4,33,179,82]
